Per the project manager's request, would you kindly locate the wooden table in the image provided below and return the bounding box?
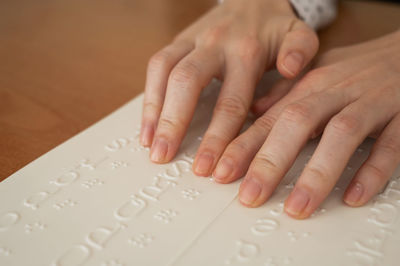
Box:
[0,0,399,181]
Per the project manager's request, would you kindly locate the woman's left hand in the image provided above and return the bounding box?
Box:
[213,30,400,219]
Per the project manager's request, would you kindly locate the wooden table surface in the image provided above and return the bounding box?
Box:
[0,0,399,181]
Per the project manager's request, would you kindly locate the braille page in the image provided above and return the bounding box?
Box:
[1,79,399,266]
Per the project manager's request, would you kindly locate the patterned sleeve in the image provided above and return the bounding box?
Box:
[289,0,337,30]
[217,0,338,30]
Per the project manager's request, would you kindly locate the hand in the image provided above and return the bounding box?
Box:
[140,0,319,178]
[213,30,400,219]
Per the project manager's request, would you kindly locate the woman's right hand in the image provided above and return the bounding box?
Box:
[216,29,400,219]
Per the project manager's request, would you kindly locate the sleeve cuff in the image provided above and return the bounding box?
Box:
[289,0,337,30]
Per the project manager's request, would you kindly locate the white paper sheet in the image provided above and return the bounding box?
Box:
[1,78,399,266]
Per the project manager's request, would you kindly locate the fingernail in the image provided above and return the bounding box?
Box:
[344,182,364,206]
[150,137,168,163]
[283,52,303,76]
[214,157,234,181]
[194,153,214,176]
[140,124,154,147]
[239,178,262,206]
[285,187,310,216]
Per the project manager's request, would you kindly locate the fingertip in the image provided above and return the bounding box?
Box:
[343,181,365,207]
[277,23,319,79]
[193,152,215,177]
[284,209,310,220]
[238,175,276,208]
[239,178,262,207]
[140,123,155,147]
[213,157,235,183]
[150,136,174,164]
[284,186,311,219]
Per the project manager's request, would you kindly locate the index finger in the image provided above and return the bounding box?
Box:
[150,48,221,163]
[141,41,194,147]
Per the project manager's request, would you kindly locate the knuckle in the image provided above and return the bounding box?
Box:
[253,152,280,171]
[203,132,227,146]
[215,96,248,118]
[170,60,201,85]
[377,84,399,99]
[375,135,400,157]
[230,138,251,153]
[148,50,171,71]
[158,116,185,131]
[289,26,319,51]
[364,162,388,182]
[172,33,188,43]
[254,114,276,131]
[232,36,263,62]
[327,113,362,137]
[304,165,331,187]
[332,77,357,90]
[280,102,313,124]
[199,24,229,46]
[294,68,327,92]
[143,101,160,113]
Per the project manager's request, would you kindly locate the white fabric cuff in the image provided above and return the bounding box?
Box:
[289,0,337,30]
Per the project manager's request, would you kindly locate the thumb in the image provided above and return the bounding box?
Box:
[277,20,319,79]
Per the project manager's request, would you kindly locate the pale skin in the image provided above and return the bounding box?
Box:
[140,0,318,163]
[233,30,400,219]
[140,0,400,219]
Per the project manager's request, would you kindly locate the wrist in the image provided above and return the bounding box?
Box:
[219,0,297,18]
[218,0,337,30]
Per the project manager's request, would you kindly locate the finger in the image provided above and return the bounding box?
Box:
[193,43,265,176]
[277,20,319,79]
[285,94,394,219]
[213,76,318,184]
[150,48,221,163]
[141,41,194,147]
[238,89,349,206]
[213,112,278,183]
[293,64,392,140]
[344,113,400,207]
[251,78,296,117]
